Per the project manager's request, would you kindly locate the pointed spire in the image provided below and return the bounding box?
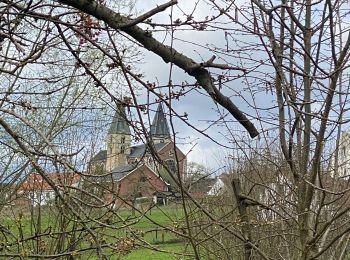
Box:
[108,103,131,135]
[150,103,171,139]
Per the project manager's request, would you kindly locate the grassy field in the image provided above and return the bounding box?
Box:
[0,203,194,259]
[112,204,192,259]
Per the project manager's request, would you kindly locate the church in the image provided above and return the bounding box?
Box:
[88,102,187,204]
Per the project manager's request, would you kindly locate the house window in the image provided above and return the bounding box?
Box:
[121,136,125,143]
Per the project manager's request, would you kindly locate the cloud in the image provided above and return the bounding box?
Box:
[131,1,270,168]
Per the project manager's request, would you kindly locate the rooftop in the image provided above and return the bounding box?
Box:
[17,172,81,191]
[149,103,171,139]
[108,104,131,135]
[90,142,168,162]
[110,163,141,181]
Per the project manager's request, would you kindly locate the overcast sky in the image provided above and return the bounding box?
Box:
[127,0,272,171]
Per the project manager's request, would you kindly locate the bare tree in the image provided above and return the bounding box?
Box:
[2,0,350,259]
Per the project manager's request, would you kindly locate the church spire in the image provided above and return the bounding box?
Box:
[150,103,171,143]
[106,103,131,171]
[108,103,131,135]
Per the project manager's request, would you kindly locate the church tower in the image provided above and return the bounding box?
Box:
[150,103,171,144]
[106,103,131,172]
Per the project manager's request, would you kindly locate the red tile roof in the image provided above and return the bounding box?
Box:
[17,172,81,191]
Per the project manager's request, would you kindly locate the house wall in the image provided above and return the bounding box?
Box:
[207,179,225,196]
[17,190,56,206]
[118,165,168,200]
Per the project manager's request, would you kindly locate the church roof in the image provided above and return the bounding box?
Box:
[149,103,171,139]
[108,104,131,135]
[129,142,167,158]
[90,142,168,162]
[90,150,107,162]
[110,163,140,181]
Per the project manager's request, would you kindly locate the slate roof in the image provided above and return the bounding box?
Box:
[129,142,167,158]
[108,104,131,135]
[90,142,168,163]
[150,103,171,139]
[110,162,170,182]
[90,150,107,162]
[110,163,141,181]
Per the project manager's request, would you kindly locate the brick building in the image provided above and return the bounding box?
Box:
[88,102,186,204]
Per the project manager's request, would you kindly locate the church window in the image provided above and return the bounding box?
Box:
[343,146,346,157]
[121,136,125,143]
[164,159,176,173]
[140,176,147,182]
[120,146,125,154]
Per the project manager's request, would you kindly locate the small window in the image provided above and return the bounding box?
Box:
[169,150,174,157]
[140,176,147,182]
[120,146,125,154]
[121,136,125,143]
[343,146,346,156]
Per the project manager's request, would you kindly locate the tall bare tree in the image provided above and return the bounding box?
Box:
[2,0,350,259]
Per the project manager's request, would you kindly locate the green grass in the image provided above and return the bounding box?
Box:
[0,203,194,259]
[112,204,193,259]
[124,243,191,260]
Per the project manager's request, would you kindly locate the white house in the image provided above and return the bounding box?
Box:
[17,172,81,206]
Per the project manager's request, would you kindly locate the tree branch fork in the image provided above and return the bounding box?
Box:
[58,0,259,138]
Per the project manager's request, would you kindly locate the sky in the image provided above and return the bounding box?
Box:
[129,0,268,170]
[2,0,349,177]
[133,1,231,169]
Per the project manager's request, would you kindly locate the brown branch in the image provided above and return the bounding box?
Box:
[121,0,178,28]
[57,0,259,138]
[188,55,247,72]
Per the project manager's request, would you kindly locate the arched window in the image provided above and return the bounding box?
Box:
[164,159,176,173]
